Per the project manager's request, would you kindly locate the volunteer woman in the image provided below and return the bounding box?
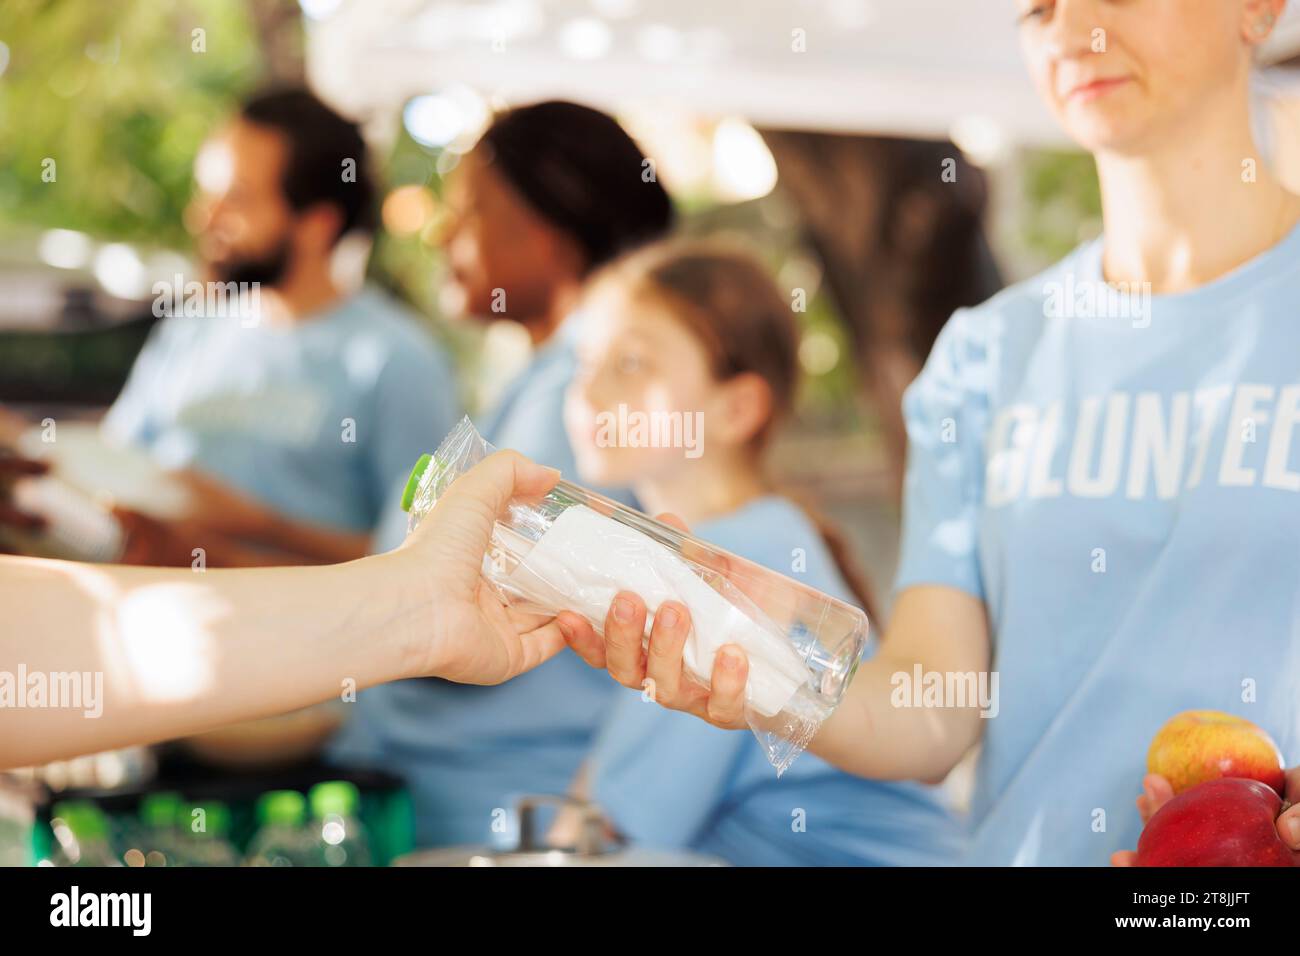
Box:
[0,453,567,770]
[331,102,675,846]
[561,0,1300,864]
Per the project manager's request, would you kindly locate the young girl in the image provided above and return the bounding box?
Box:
[561,240,964,865]
[562,0,1300,865]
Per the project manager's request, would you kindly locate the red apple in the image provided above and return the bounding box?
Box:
[1136,778,1299,867]
[1147,710,1286,796]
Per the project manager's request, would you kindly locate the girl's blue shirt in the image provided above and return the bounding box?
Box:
[589,494,967,866]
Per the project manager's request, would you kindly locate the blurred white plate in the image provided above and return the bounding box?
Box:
[17,422,191,518]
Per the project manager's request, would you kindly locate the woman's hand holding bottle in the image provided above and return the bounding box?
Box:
[555,511,752,731]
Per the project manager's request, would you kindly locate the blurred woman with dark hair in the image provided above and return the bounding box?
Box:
[438,101,674,455]
[334,101,675,848]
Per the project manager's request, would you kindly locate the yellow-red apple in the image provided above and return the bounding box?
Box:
[1147,710,1286,796]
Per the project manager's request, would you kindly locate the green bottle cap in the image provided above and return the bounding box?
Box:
[51,801,109,840]
[185,801,230,838]
[257,790,305,827]
[401,453,433,512]
[140,792,183,829]
[309,781,360,819]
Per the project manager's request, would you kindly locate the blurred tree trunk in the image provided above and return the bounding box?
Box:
[761,130,999,506]
[762,132,919,504]
[248,0,305,85]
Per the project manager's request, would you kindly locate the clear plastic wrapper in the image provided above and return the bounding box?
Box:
[401,417,871,774]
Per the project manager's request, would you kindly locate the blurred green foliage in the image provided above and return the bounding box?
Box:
[0,0,263,246]
[0,0,1096,429]
[1018,148,1103,263]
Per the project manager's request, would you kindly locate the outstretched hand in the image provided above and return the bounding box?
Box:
[556,512,751,731]
[1110,768,1300,866]
[401,450,571,686]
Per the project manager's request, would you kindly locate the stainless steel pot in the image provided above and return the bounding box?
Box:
[393,795,726,867]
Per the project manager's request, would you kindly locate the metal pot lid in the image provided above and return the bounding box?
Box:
[394,845,726,867]
[392,794,727,867]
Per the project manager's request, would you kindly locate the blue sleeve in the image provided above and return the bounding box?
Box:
[589,690,747,848]
[892,311,992,600]
[99,316,189,446]
[363,337,462,525]
[484,359,580,475]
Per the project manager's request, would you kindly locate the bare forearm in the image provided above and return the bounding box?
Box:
[808,651,985,781]
[807,585,991,782]
[0,552,421,768]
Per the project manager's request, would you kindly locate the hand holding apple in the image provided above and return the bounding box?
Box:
[1111,720,1300,867]
[1135,778,1299,867]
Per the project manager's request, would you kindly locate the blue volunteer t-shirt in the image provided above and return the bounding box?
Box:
[896,223,1300,865]
[590,495,966,866]
[102,285,460,532]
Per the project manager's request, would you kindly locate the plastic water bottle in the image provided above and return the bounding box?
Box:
[246,790,316,866]
[179,801,239,867]
[0,785,35,867]
[309,781,371,867]
[128,791,184,867]
[49,801,120,867]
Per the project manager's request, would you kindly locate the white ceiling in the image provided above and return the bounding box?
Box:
[305,0,1300,144]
